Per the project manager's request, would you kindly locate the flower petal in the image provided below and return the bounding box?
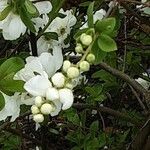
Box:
[24,75,52,97]
[34,1,52,15]
[59,88,74,110]
[51,99,62,116]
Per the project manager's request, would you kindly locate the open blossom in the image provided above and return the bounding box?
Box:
[0,92,34,122]
[0,0,52,40]
[14,49,75,117]
[35,9,77,54]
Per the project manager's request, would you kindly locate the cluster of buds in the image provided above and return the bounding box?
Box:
[74,32,96,73]
[31,31,96,124]
[31,96,55,123]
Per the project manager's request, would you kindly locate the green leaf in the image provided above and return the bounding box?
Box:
[19,6,36,33]
[0,92,5,111]
[43,32,58,40]
[0,6,12,21]
[0,73,25,93]
[91,39,107,64]
[90,120,99,133]
[97,34,117,52]
[95,17,116,35]
[79,1,91,7]
[24,0,39,17]
[87,2,94,28]
[0,57,24,80]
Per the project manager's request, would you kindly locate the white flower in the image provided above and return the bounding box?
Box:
[50,99,62,116]
[0,92,34,122]
[59,88,74,110]
[51,72,65,88]
[47,9,77,48]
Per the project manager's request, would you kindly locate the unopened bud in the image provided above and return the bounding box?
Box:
[67,67,80,79]
[75,43,83,53]
[65,82,74,89]
[86,53,95,63]
[35,96,43,107]
[79,61,90,72]
[33,114,44,123]
[46,88,59,101]
[51,72,65,88]
[62,60,71,72]
[80,33,92,46]
[40,103,54,115]
[31,105,40,114]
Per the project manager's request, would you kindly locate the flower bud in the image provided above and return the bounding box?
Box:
[51,72,65,88]
[40,103,54,115]
[86,53,95,63]
[79,61,90,72]
[35,96,43,107]
[67,67,80,79]
[46,88,59,101]
[80,33,92,46]
[31,105,40,114]
[62,60,71,72]
[33,114,44,123]
[75,43,83,53]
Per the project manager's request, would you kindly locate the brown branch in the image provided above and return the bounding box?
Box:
[99,62,148,94]
[73,103,142,127]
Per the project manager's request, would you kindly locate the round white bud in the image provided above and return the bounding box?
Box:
[80,33,92,46]
[31,105,40,114]
[86,53,95,63]
[75,43,83,53]
[40,103,54,115]
[51,72,65,88]
[46,88,59,101]
[79,61,90,72]
[33,114,44,123]
[35,96,43,107]
[67,67,80,79]
[62,60,71,72]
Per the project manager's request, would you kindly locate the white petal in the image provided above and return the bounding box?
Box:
[20,93,35,105]
[39,52,56,77]
[51,99,62,116]
[53,46,63,71]
[37,36,49,55]
[34,1,52,15]
[3,13,26,40]
[59,88,74,110]
[24,75,52,97]
[0,93,20,122]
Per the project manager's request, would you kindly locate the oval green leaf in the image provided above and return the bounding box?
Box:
[97,34,117,52]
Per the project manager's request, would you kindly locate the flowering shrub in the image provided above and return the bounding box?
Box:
[0,0,150,149]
